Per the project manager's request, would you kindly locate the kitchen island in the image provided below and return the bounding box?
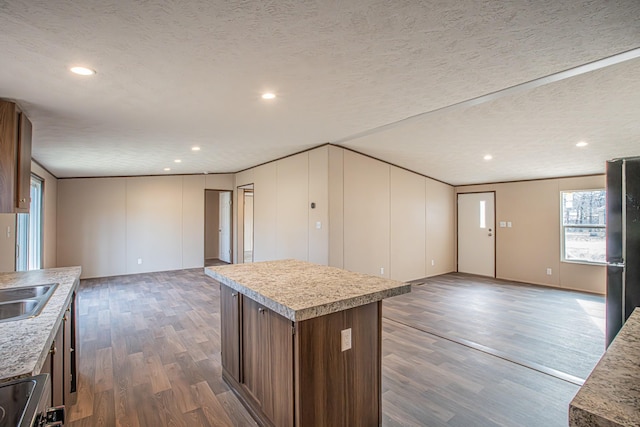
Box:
[205,260,411,427]
[0,266,81,408]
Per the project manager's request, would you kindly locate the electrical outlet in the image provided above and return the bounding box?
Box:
[431,259,435,266]
[316,221,322,229]
[546,268,552,275]
[137,258,143,265]
[380,267,384,275]
[341,328,352,351]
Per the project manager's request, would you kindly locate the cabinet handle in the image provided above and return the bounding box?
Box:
[232,293,237,298]
[258,308,265,314]
[50,345,56,355]
[19,198,26,203]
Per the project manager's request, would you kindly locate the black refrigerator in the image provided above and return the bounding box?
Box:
[605,157,640,347]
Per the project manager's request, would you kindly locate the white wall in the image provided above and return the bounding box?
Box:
[343,150,391,277]
[57,178,127,278]
[57,174,233,278]
[390,167,426,282]
[233,147,331,265]
[32,162,58,268]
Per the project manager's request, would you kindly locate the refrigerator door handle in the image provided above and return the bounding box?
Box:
[607,262,625,268]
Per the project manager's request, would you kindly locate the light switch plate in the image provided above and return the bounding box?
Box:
[341,328,352,351]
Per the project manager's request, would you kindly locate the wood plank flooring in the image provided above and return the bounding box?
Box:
[67,269,604,427]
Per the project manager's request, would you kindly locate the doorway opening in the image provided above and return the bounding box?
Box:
[204,189,232,266]
[236,184,254,263]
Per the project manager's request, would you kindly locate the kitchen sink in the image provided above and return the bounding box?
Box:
[0,284,55,303]
[0,283,58,323]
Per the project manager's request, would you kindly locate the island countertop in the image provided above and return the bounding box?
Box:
[205,259,411,322]
[0,266,81,382]
[569,308,640,427]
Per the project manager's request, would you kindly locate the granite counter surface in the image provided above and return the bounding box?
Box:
[205,260,411,322]
[0,266,81,382]
[569,308,640,427]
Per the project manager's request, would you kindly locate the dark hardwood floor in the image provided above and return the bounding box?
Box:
[67,269,604,427]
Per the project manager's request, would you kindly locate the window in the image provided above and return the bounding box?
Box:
[16,174,43,271]
[561,189,606,264]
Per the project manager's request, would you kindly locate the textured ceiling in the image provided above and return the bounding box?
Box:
[0,0,639,184]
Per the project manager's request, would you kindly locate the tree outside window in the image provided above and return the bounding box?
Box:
[561,190,606,264]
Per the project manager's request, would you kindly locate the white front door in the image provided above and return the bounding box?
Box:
[219,191,232,263]
[458,192,495,277]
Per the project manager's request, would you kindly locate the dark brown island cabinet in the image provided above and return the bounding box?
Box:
[208,260,411,427]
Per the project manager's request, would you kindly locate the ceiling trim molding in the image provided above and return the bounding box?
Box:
[335,47,640,145]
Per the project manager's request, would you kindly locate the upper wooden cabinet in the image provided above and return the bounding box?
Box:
[0,99,32,213]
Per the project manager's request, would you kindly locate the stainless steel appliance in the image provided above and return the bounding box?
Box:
[0,374,64,426]
[606,157,640,347]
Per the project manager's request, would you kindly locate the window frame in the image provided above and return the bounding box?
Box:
[560,188,606,266]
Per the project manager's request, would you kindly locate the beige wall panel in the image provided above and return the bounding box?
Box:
[205,173,234,190]
[182,175,205,269]
[390,167,426,281]
[0,214,15,272]
[343,150,390,277]
[496,180,560,286]
[205,191,220,259]
[125,176,183,274]
[32,162,57,268]
[455,175,606,293]
[57,178,126,278]
[253,162,278,262]
[308,147,329,265]
[426,179,456,277]
[560,262,606,294]
[276,153,309,261]
[328,146,344,268]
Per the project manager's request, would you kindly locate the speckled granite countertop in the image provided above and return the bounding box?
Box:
[569,308,640,427]
[0,267,81,382]
[205,260,410,322]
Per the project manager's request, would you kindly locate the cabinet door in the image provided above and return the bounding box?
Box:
[51,323,64,407]
[220,284,240,381]
[263,309,294,427]
[16,112,31,212]
[0,101,18,213]
[242,297,264,404]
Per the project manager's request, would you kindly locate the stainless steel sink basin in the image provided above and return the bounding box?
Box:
[0,284,55,303]
[0,283,58,323]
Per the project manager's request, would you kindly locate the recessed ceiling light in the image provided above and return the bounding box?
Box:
[70,66,96,76]
[576,141,588,148]
[164,167,171,171]
[174,159,182,163]
[191,146,201,151]
[484,154,493,161]
[261,92,276,100]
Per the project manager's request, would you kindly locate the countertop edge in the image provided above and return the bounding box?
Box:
[205,265,411,322]
[568,308,640,427]
[0,266,82,382]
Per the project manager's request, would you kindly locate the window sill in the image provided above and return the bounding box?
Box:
[561,259,606,267]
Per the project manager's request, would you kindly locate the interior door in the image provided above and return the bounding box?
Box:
[458,192,495,277]
[219,191,232,263]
